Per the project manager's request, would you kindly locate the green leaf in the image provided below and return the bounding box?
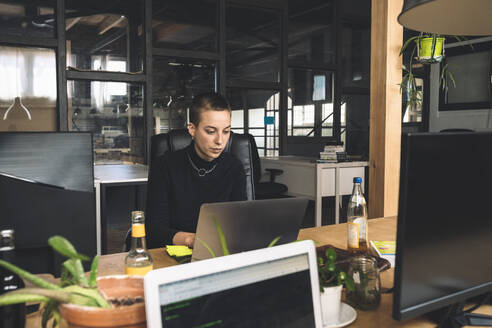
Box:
[48,236,89,261]
[196,237,216,258]
[41,300,55,328]
[399,36,419,56]
[447,70,456,88]
[0,259,61,290]
[59,267,76,287]
[267,236,281,248]
[5,288,70,303]
[62,260,78,284]
[327,262,335,272]
[0,292,50,306]
[213,217,229,256]
[344,275,355,292]
[52,308,61,328]
[62,259,89,287]
[89,256,99,288]
[74,259,89,287]
[325,248,336,262]
[63,285,110,308]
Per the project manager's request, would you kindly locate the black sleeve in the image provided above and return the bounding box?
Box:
[145,155,179,248]
[230,159,247,201]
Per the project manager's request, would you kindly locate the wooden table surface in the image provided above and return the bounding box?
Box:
[28,217,492,327]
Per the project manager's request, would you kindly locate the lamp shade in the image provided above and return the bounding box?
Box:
[398,0,492,36]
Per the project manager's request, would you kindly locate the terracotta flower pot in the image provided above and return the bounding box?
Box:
[59,275,146,328]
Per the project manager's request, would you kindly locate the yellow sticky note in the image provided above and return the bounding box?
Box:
[166,245,192,257]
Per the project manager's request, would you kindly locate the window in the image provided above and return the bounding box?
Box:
[0,0,56,39]
[226,5,280,83]
[288,68,334,137]
[231,110,244,134]
[0,46,57,131]
[152,58,216,134]
[65,0,145,73]
[288,0,336,66]
[152,0,217,51]
[68,81,144,164]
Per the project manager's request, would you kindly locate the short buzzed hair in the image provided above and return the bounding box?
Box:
[189,92,231,126]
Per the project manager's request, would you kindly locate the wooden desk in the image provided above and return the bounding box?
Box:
[94,217,492,327]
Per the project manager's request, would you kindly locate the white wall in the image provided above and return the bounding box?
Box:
[429,62,492,132]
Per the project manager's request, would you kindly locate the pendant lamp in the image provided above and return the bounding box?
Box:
[3,97,32,120]
[398,0,492,36]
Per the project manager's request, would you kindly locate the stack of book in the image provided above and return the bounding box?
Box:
[319,143,344,163]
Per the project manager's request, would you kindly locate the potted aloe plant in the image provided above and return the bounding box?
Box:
[0,236,145,328]
[318,248,354,326]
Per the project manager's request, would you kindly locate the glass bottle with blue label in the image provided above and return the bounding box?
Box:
[347,177,368,253]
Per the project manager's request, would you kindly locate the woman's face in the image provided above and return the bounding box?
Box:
[188,109,231,162]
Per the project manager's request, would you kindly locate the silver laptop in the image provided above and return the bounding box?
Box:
[144,240,323,328]
[192,197,309,261]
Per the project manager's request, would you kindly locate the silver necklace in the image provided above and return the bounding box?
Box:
[187,154,217,177]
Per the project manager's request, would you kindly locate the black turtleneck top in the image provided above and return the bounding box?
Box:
[145,142,247,248]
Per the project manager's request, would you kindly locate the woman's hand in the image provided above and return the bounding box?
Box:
[172,231,196,248]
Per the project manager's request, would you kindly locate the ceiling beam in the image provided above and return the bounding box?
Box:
[98,15,126,35]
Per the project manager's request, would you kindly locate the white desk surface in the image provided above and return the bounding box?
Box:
[94,164,149,184]
[261,156,369,168]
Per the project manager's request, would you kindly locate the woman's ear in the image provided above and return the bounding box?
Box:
[188,122,196,139]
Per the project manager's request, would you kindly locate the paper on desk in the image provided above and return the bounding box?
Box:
[166,245,192,257]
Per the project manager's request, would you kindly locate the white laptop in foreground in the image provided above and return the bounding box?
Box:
[144,240,323,328]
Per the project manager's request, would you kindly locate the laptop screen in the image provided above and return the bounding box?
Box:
[158,253,315,327]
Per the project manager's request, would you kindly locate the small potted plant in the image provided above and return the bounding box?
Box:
[0,236,146,328]
[318,248,354,326]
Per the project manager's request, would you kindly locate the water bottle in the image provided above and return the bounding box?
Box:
[0,229,26,328]
[125,211,153,276]
[347,177,368,253]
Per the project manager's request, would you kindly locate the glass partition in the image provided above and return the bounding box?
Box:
[68,80,144,164]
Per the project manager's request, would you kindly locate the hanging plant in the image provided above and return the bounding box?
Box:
[399,33,469,112]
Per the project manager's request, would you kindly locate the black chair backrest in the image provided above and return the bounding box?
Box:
[248,134,262,185]
[439,128,474,133]
[149,129,256,200]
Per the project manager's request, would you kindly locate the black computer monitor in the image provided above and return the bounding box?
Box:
[393,132,492,325]
[0,132,96,275]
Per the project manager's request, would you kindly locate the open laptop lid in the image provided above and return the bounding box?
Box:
[192,197,309,261]
[144,240,322,328]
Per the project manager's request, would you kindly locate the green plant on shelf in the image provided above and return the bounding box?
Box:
[317,248,354,293]
[0,236,109,328]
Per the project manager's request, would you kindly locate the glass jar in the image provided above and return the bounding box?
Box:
[346,255,381,310]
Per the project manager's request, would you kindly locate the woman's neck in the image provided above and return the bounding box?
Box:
[193,143,213,162]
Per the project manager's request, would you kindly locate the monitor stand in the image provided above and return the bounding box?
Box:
[427,295,492,328]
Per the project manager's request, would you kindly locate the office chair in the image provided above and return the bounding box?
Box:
[123,129,256,251]
[249,135,288,200]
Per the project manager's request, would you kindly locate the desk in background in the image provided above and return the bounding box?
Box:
[94,164,148,255]
[260,156,369,226]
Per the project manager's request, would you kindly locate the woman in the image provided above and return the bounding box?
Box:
[146,92,247,249]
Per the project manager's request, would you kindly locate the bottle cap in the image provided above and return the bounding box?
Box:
[0,229,14,251]
[353,177,362,184]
